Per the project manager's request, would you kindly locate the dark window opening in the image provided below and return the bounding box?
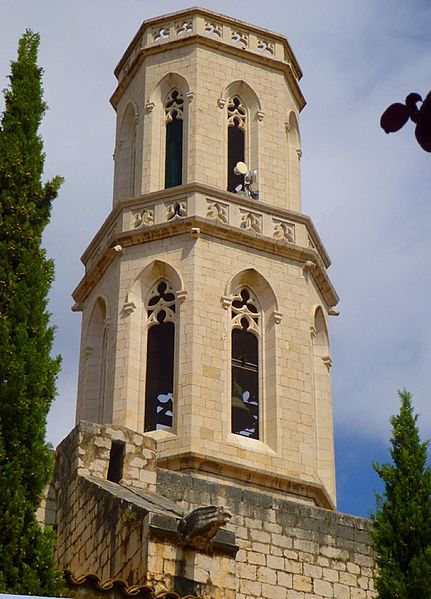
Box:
[231,324,259,439]
[107,441,125,483]
[227,123,245,192]
[165,113,183,189]
[145,314,175,432]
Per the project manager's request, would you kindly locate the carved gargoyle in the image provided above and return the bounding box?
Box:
[380,91,431,152]
[177,505,232,549]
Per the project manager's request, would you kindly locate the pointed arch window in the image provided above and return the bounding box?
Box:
[227,96,246,192]
[115,104,137,201]
[164,89,184,188]
[231,288,260,439]
[83,298,109,423]
[144,280,177,431]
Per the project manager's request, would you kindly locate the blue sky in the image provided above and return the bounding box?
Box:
[2,1,431,518]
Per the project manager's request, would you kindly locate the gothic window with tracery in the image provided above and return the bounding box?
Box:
[231,288,260,439]
[164,89,184,188]
[227,96,246,192]
[144,280,177,431]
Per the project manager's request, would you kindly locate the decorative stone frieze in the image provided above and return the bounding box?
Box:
[205,21,222,38]
[230,30,248,49]
[207,200,229,224]
[132,207,154,228]
[240,210,262,233]
[273,219,295,242]
[166,200,187,220]
[257,39,275,55]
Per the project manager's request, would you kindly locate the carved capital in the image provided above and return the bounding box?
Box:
[186,91,195,103]
[257,110,265,122]
[123,301,136,315]
[176,289,188,304]
[273,310,283,324]
[145,101,155,113]
[220,295,232,310]
[322,355,332,369]
[217,98,226,109]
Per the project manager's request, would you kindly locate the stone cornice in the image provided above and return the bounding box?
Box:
[111,8,305,111]
[81,183,331,268]
[157,451,336,511]
[115,7,302,77]
[72,212,338,309]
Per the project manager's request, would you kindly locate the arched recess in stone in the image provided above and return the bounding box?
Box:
[224,268,279,451]
[146,72,192,192]
[286,110,301,212]
[311,305,335,502]
[221,80,262,192]
[114,102,138,202]
[81,296,111,424]
[124,261,186,434]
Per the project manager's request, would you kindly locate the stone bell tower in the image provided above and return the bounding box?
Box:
[72,7,339,509]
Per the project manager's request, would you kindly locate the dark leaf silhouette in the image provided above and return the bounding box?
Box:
[380,103,409,133]
[381,91,431,152]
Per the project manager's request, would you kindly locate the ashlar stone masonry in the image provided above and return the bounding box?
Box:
[49,7,376,599]
[54,422,376,599]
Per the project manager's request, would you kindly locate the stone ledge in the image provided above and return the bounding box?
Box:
[73,215,337,309]
[156,452,336,510]
[80,182,331,268]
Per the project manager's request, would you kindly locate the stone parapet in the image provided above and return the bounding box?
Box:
[156,469,376,598]
[54,424,375,598]
[112,7,304,110]
[72,183,336,308]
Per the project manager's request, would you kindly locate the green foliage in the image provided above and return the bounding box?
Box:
[371,390,431,598]
[0,30,64,595]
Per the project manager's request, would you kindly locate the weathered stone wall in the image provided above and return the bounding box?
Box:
[54,422,157,583]
[156,469,376,599]
[55,424,375,599]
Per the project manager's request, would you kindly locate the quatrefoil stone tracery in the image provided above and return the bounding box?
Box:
[231,30,248,48]
[146,281,176,326]
[132,208,154,228]
[204,22,222,37]
[153,27,170,42]
[273,221,295,243]
[207,201,228,224]
[165,89,184,123]
[240,211,262,234]
[227,97,246,131]
[231,288,260,335]
[176,21,192,35]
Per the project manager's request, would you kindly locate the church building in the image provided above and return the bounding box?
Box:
[51,8,376,599]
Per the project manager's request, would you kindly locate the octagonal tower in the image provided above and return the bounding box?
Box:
[72,7,339,509]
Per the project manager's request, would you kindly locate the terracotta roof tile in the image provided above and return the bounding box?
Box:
[65,570,201,599]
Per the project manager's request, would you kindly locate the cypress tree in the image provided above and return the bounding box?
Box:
[0,30,63,594]
[371,390,431,598]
